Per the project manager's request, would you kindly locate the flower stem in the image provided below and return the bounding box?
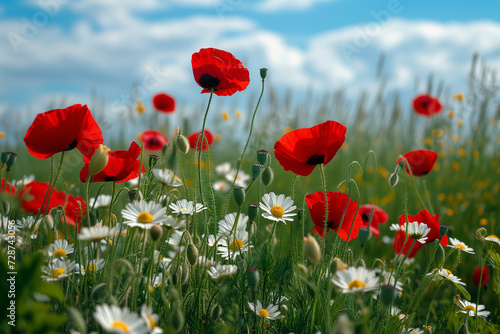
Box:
[319,164,329,260]
[197,90,214,206]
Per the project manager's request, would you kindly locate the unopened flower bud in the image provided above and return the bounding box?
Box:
[260,68,268,80]
[171,306,185,332]
[245,268,259,291]
[261,166,274,185]
[296,263,309,277]
[252,163,263,179]
[150,224,163,241]
[233,186,245,206]
[181,262,190,285]
[186,243,199,266]
[331,258,348,274]
[5,152,17,171]
[210,304,223,320]
[88,144,110,177]
[257,149,268,165]
[439,223,449,239]
[388,165,400,188]
[42,214,54,230]
[176,134,190,154]
[148,155,159,169]
[357,227,372,246]
[304,234,321,265]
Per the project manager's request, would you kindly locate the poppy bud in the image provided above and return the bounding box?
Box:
[5,152,17,171]
[303,234,321,265]
[186,243,199,266]
[388,165,399,188]
[245,268,259,291]
[260,68,268,80]
[251,163,263,179]
[0,152,10,165]
[380,284,399,305]
[330,258,348,274]
[171,306,184,332]
[233,186,245,206]
[88,144,110,177]
[472,265,489,286]
[296,263,309,277]
[247,204,258,221]
[257,149,268,165]
[176,134,190,154]
[150,224,163,241]
[357,227,371,246]
[261,166,274,185]
[148,155,159,169]
[210,304,223,320]
[181,262,190,285]
[42,214,54,230]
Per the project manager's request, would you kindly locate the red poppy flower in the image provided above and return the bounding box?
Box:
[152,93,175,113]
[19,181,85,230]
[359,204,388,237]
[393,209,448,258]
[24,104,103,159]
[1,179,17,196]
[141,130,169,152]
[192,48,250,96]
[306,191,363,241]
[80,141,145,183]
[413,94,443,117]
[274,121,346,176]
[397,150,437,176]
[188,130,214,151]
[472,266,489,286]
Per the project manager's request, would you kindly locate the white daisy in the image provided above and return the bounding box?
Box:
[94,304,149,334]
[248,300,283,320]
[198,255,216,267]
[163,215,186,230]
[447,237,475,254]
[152,273,168,288]
[406,329,424,334]
[79,224,117,242]
[141,304,162,334]
[152,168,182,187]
[42,259,78,281]
[454,296,490,319]
[213,180,230,192]
[46,239,74,258]
[169,199,207,216]
[331,267,379,294]
[389,224,403,232]
[166,230,184,247]
[121,200,168,229]
[12,174,35,188]
[80,259,106,274]
[89,194,112,208]
[153,250,172,268]
[207,264,238,280]
[426,268,466,286]
[217,213,248,237]
[215,162,231,174]
[485,234,500,246]
[16,216,41,239]
[225,169,250,188]
[217,230,252,260]
[259,192,297,224]
[203,234,219,247]
[401,221,431,244]
[128,177,139,188]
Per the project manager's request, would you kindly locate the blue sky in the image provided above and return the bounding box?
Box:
[1,0,499,122]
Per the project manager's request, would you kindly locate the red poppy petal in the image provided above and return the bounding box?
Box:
[401,150,437,176]
[413,94,443,117]
[141,130,169,152]
[152,93,176,113]
[188,130,214,151]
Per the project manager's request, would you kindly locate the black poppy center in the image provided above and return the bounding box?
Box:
[307,154,325,165]
[421,100,430,108]
[361,213,370,221]
[148,138,159,146]
[327,221,340,229]
[104,175,116,181]
[65,139,78,151]
[198,74,221,89]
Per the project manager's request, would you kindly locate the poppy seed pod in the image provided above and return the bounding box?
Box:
[260,68,268,80]
[88,144,111,178]
[261,166,274,185]
[257,149,268,165]
[233,186,245,206]
[248,204,258,221]
[245,268,259,291]
[439,223,449,238]
[150,224,163,241]
[176,134,190,154]
[252,163,263,179]
[303,234,321,264]
[357,227,372,245]
[128,189,138,202]
[380,284,399,305]
[5,152,18,171]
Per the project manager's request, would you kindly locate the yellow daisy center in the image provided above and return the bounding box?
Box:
[456,243,466,250]
[157,254,164,260]
[348,279,366,289]
[137,212,153,224]
[145,313,156,329]
[270,206,285,218]
[444,269,452,275]
[86,264,96,272]
[258,309,270,318]
[53,268,65,278]
[464,305,475,312]
[229,239,244,250]
[487,235,499,240]
[54,248,66,257]
[111,320,130,332]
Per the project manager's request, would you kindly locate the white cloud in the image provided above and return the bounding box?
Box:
[257,0,334,12]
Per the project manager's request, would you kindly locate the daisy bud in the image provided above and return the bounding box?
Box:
[186,243,199,266]
[210,304,223,320]
[252,162,263,179]
[176,134,190,154]
[245,268,259,291]
[357,227,372,246]
[148,154,159,169]
[303,234,321,265]
[380,284,399,305]
[233,186,245,206]
[247,204,258,221]
[88,144,110,177]
[150,224,163,241]
[388,165,399,188]
[171,306,185,332]
[257,149,268,165]
[472,265,489,286]
[5,152,17,171]
[260,68,268,80]
[261,166,274,186]
[439,223,449,238]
